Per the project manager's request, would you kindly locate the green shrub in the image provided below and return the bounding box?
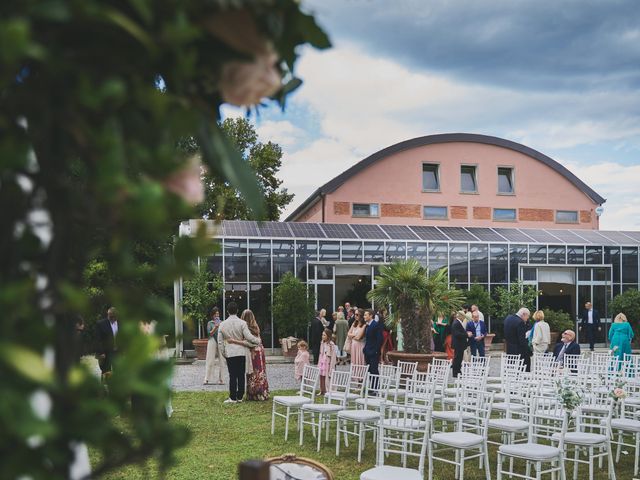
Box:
[272,272,316,339]
[610,289,640,343]
[542,309,574,333]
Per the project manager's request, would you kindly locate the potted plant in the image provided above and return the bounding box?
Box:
[543,308,575,347]
[367,260,465,371]
[272,272,316,357]
[181,268,223,360]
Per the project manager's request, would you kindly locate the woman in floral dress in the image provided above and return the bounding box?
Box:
[229,309,269,400]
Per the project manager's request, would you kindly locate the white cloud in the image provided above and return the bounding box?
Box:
[255,120,307,149]
[277,43,640,228]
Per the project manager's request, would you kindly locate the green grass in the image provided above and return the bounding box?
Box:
[96,391,637,480]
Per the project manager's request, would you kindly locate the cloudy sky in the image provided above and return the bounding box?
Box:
[224,0,640,230]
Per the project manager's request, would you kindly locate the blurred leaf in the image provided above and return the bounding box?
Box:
[0,344,53,385]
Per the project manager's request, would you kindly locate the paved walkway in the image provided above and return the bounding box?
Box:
[171,357,504,392]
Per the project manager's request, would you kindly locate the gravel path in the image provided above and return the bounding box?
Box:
[171,357,503,392]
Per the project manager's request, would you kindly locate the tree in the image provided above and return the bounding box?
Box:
[367,260,464,354]
[610,289,640,342]
[0,2,329,478]
[182,269,224,337]
[493,280,539,322]
[463,283,496,319]
[199,117,294,220]
[272,272,316,338]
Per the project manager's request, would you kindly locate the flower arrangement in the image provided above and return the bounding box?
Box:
[556,378,584,412]
[610,378,627,401]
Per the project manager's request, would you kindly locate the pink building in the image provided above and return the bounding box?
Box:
[286,133,605,230]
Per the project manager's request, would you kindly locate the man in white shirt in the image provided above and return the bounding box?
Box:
[218,302,261,404]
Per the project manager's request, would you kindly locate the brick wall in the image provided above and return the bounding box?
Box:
[473,207,491,220]
[333,201,350,216]
[519,208,553,222]
[380,203,421,218]
[450,206,467,219]
[580,210,592,223]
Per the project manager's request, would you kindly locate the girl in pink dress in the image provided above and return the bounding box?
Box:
[348,310,367,373]
[294,341,310,381]
[318,328,337,395]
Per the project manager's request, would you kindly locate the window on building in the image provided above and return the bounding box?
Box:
[460,165,477,193]
[422,163,440,191]
[352,203,379,217]
[556,210,578,223]
[423,206,448,219]
[493,208,516,221]
[497,167,514,194]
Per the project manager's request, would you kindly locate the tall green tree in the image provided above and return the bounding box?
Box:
[0,2,329,478]
[199,117,294,220]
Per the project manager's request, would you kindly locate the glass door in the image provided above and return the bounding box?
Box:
[576,266,612,347]
[308,264,335,313]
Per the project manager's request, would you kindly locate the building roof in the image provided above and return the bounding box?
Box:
[183,219,640,246]
[285,133,606,221]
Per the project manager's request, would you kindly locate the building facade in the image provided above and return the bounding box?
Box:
[175,134,639,354]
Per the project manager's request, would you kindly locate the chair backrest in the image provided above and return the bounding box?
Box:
[397,360,418,388]
[379,364,399,386]
[528,395,567,449]
[460,390,493,439]
[325,370,351,407]
[561,354,584,376]
[406,372,437,409]
[501,354,525,377]
[300,365,320,400]
[348,364,369,396]
[622,354,640,381]
[429,360,450,392]
[376,391,434,475]
[361,373,392,406]
[578,395,613,435]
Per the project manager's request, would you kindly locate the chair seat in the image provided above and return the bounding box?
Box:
[360,465,422,480]
[301,403,344,413]
[488,418,529,432]
[486,384,503,392]
[492,402,526,412]
[443,387,457,396]
[625,397,640,405]
[431,431,484,448]
[492,392,506,401]
[338,409,380,422]
[388,387,408,397]
[487,376,502,383]
[326,392,361,402]
[432,410,474,421]
[273,395,312,407]
[551,432,608,445]
[355,398,386,409]
[381,417,428,430]
[611,418,640,432]
[499,442,562,460]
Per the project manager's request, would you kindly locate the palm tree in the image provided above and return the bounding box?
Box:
[367,259,465,354]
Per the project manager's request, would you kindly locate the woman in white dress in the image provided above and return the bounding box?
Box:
[204,307,225,384]
[531,309,551,353]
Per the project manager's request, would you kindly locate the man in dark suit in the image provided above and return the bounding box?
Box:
[466,310,488,357]
[580,301,601,351]
[553,330,581,367]
[309,311,324,365]
[452,311,471,377]
[503,307,532,371]
[96,306,118,374]
[363,309,383,377]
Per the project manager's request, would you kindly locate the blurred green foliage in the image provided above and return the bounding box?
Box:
[0,1,329,478]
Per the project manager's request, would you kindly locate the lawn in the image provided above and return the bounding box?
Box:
[97,391,636,480]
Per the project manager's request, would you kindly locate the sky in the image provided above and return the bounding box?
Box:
[223,0,640,230]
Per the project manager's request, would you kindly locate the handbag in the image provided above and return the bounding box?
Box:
[343,336,352,353]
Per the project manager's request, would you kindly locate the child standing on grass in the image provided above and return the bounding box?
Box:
[318,328,337,395]
[294,341,310,381]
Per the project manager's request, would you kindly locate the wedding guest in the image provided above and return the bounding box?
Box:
[609,313,634,363]
[294,341,310,381]
[334,311,349,357]
[452,311,470,377]
[204,307,225,385]
[553,330,580,367]
[530,310,551,354]
[348,309,366,370]
[318,328,337,395]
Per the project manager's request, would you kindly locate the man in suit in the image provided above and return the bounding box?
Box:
[217,302,261,404]
[467,310,488,357]
[96,307,118,374]
[363,309,383,377]
[553,330,581,367]
[309,311,324,365]
[580,301,601,351]
[452,311,471,377]
[503,307,532,371]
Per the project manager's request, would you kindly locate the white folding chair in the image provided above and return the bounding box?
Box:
[497,395,568,480]
[345,364,369,406]
[336,373,393,462]
[360,386,435,480]
[428,389,494,480]
[554,396,616,480]
[387,361,418,403]
[611,398,640,476]
[300,370,351,452]
[271,364,319,441]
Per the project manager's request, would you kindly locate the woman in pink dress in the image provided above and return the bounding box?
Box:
[348,309,366,371]
[318,328,337,394]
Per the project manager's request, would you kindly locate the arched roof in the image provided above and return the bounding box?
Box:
[286,133,605,221]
